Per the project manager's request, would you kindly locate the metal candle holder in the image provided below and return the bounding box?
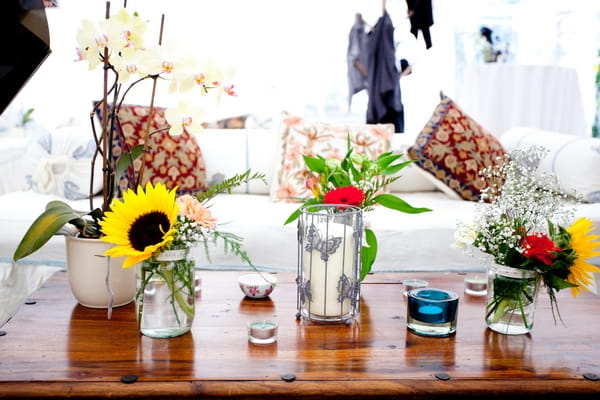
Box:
[296,204,362,323]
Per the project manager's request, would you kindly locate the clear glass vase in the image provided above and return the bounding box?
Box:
[136,248,195,338]
[486,264,540,335]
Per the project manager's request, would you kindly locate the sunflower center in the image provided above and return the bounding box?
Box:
[129,211,171,251]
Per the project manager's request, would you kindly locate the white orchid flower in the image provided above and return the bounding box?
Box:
[108,8,147,51]
[75,19,106,69]
[75,11,134,70]
[111,49,147,83]
[135,46,163,77]
[165,101,205,136]
[169,57,203,93]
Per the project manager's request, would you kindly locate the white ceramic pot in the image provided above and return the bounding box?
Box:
[65,236,136,308]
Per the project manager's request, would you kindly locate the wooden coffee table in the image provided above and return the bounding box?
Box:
[1,270,599,399]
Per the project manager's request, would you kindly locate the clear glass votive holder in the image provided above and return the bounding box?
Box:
[403,279,428,296]
[407,288,459,337]
[464,274,487,296]
[248,320,278,345]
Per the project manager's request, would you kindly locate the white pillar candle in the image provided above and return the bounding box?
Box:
[303,222,354,317]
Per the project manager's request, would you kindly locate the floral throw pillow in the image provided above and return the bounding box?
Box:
[270,114,394,202]
[407,94,506,201]
[100,103,208,196]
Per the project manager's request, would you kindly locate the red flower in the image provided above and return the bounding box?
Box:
[521,232,562,266]
[323,186,365,207]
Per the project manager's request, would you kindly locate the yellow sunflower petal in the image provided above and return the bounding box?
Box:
[566,217,600,297]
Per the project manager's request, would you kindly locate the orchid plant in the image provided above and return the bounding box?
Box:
[13,3,238,262]
[285,137,432,280]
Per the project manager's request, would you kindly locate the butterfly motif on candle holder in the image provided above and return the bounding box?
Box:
[304,223,342,262]
[296,276,312,304]
[337,274,351,303]
[336,274,360,307]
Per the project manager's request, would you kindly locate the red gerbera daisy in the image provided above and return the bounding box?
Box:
[521,232,562,266]
[323,186,365,207]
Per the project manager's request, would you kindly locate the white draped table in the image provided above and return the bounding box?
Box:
[459,64,587,137]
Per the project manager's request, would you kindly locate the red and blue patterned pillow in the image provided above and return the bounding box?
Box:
[407,94,506,201]
[98,103,208,196]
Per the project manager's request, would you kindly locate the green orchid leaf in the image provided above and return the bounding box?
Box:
[114,144,144,193]
[361,228,378,281]
[13,202,90,261]
[373,193,432,214]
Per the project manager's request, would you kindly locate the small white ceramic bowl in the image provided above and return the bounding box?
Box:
[238,273,277,299]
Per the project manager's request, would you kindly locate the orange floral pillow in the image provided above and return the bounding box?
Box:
[103,104,208,196]
[407,94,506,201]
[270,115,394,202]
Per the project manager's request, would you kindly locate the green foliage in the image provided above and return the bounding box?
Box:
[284,135,432,280]
[361,228,377,281]
[372,193,432,214]
[20,108,35,126]
[285,138,431,225]
[196,169,266,204]
[210,230,255,268]
[194,169,267,272]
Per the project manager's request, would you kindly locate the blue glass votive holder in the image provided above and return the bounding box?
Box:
[407,288,459,337]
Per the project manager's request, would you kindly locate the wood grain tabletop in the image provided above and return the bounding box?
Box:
[0,269,599,399]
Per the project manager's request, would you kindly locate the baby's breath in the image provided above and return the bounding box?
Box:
[169,216,213,249]
[465,147,574,266]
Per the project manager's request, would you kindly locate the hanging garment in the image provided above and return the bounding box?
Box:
[406,0,433,49]
[347,13,369,108]
[366,11,403,133]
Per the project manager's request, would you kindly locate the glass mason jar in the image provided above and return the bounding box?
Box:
[486,264,541,335]
[136,248,195,338]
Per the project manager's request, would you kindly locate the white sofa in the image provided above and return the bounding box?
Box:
[1,125,599,274]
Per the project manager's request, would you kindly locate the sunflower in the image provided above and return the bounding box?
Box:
[566,217,600,297]
[100,182,179,268]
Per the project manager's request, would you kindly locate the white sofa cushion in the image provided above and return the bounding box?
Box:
[195,129,276,194]
[501,127,600,203]
[195,129,248,194]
